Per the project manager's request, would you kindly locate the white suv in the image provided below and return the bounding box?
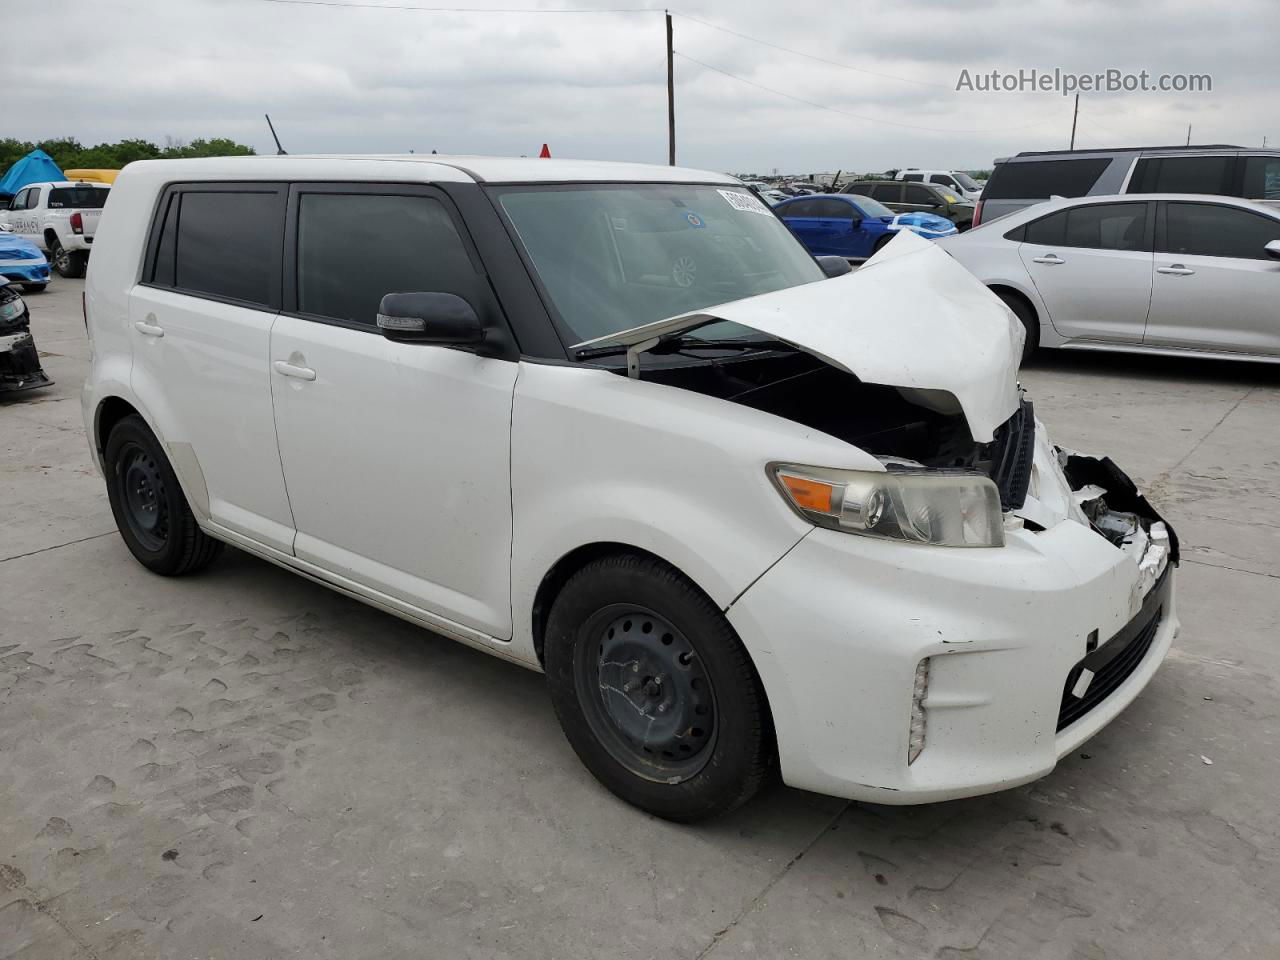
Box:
[83,155,1178,820]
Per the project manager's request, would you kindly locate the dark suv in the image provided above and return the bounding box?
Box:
[841,180,975,231]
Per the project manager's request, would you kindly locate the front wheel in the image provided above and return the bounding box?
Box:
[104,415,224,575]
[22,283,48,293]
[544,553,772,821]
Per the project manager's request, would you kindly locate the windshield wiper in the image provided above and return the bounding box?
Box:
[574,336,795,361]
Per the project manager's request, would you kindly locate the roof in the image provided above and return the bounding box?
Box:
[1009,144,1244,159]
[114,154,738,186]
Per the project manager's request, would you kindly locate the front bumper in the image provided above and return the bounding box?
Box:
[728,455,1177,805]
[0,259,51,284]
[0,330,53,393]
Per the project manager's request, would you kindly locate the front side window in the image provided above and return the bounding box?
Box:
[933,175,957,188]
[495,183,824,344]
[49,186,108,209]
[296,193,476,327]
[953,172,981,191]
[904,185,937,205]
[173,190,280,305]
[1163,202,1280,259]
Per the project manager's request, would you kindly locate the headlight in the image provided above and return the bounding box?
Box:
[0,295,25,322]
[770,462,1005,547]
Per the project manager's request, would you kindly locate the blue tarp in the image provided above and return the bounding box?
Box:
[0,150,64,196]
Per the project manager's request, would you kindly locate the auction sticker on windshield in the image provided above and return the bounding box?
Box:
[718,189,773,216]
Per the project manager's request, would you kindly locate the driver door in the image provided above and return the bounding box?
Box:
[268,184,518,637]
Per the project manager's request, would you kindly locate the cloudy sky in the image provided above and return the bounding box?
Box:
[10,0,1276,175]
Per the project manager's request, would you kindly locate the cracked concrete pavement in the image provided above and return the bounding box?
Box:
[2,279,1278,959]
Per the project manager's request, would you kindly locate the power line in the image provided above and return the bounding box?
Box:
[257,0,653,12]
[674,51,1053,135]
[671,10,950,90]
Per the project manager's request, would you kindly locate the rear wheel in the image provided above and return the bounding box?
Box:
[544,553,772,821]
[50,240,87,279]
[994,289,1038,364]
[22,283,48,293]
[104,415,223,575]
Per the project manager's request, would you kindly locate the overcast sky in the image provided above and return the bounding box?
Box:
[9,0,1276,175]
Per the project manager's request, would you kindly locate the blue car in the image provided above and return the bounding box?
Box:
[0,231,51,291]
[774,193,957,260]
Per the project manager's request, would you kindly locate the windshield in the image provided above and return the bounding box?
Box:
[495,183,824,344]
[952,173,981,191]
[48,186,109,209]
[847,195,895,218]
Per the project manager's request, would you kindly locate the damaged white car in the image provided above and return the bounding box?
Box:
[83,157,1178,821]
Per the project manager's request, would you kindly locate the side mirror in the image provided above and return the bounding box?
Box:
[849,215,863,229]
[816,255,852,278]
[1265,240,1280,261]
[376,292,485,345]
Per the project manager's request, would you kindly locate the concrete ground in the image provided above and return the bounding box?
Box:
[2,278,1278,960]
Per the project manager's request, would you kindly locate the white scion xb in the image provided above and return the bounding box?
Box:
[82,155,1178,820]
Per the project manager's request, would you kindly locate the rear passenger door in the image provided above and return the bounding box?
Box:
[130,183,296,552]
[1014,201,1154,343]
[1145,201,1280,355]
[268,184,518,638]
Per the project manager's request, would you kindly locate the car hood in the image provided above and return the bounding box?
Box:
[573,231,1023,442]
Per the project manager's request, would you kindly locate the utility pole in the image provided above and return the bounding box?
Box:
[666,11,676,165]
[1069,94,1078,150]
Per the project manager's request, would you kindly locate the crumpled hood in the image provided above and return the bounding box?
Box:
[576,230,1023,442]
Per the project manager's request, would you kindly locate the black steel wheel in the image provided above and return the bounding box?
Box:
[575,604,717,783]
[103,414,224,575]
[544,553,772,821]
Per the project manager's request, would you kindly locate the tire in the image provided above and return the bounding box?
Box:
[50,240,87,279]
[544,553,772,822]
[22,283,48,293]
[994,289,1038,364]
[103,415,224,576]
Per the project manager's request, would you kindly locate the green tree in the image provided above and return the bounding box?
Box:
[0,136,257,179]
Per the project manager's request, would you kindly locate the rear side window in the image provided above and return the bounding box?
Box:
[809,198,854,219]
[780,198,818,217]
[295,193,477,327]
[982,158,1111,200]
[1129,156,1232,195]
[870,183,902,202]
[1162,202,1280,259]
[49,186,108,209]
[1022,203,1148,251]
[1242,157,1280,201]
[901,173,923,182]
[147,185,284,307]
[843,182,874,196]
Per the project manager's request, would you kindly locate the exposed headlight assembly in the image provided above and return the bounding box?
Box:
[770,462,1005,547]
[0,295,24,322]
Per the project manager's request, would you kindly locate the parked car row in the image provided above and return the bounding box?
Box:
[0,179,109,279]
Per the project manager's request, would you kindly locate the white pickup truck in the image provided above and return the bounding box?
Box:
[0,181,110,278]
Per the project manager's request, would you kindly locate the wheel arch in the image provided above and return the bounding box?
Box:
[95,394,143,457]
[988,282,1042,352]
[43,228,59,249]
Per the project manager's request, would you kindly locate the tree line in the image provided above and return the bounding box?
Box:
[0,137,256,174]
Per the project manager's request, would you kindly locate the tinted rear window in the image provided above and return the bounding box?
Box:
[1163,202,1280,259]
[48,186,108,209]
[1129,156,1232,195]
[173,191,279,305]
[982,158,1111,200]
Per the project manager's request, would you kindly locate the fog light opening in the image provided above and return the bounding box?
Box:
[908,658,931,765]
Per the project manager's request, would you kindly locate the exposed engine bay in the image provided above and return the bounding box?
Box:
[644,350,1035,512]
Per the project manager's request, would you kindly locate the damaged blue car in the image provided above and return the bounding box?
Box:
[0,229,51,292]
[775,193,957,261]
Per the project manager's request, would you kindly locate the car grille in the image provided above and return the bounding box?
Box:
[990,398,1034,511]
[1057,565,1169,732]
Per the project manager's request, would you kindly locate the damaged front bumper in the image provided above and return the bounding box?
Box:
[727,430,1178,805]
[0,330,54,394]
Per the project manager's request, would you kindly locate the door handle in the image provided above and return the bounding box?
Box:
[133,318,164,337]
[1156,264,1196,276]
[272,360,317,381]
[1031,254,1065,265]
